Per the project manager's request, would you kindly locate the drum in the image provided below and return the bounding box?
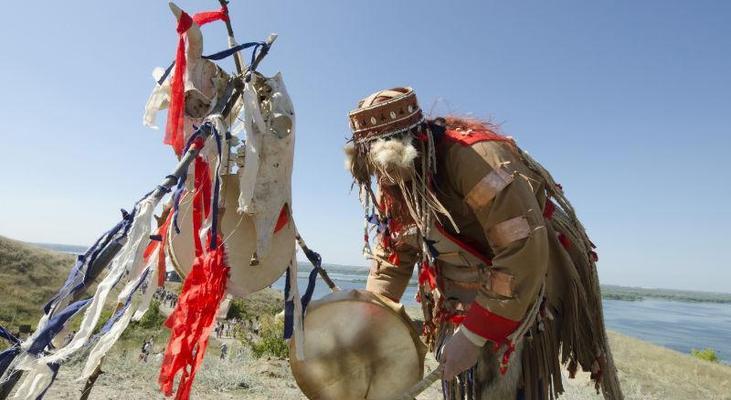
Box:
[167,174,295,298]
[290,289,427,400]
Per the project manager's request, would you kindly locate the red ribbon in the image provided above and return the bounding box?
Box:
[418,261,437,290]
[164,7,229,156]
[192,5,229,25]
[158,239,229,399]
[191,156,211,257]
[143,210,175,287]
[159,146,222,400]
[164,11,193,156]
[462,302,519,346]
[157,6,232,399]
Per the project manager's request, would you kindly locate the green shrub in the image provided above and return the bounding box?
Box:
[248,315,288,359]
[135,300,166,329]
[226,299,250,321]
[227,289,283,321]
[691,348,719,363]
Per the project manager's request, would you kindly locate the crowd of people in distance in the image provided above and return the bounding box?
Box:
[153,287,178,308]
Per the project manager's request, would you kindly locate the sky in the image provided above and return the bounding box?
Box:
[0,1,729,292]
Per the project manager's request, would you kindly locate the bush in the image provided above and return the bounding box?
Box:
[226,299,250,321]
[226,289,283,321]
[136,300,166,329]
[691,348,719,363]
[248,315,288,359]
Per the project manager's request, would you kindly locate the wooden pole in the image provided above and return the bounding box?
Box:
[217,0,245,75]
[78,358,105,400]
[394,365,443,400]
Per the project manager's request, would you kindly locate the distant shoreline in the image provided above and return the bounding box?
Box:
[30,241,731,304]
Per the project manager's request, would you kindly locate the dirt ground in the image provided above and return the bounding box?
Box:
[30,329,729,400]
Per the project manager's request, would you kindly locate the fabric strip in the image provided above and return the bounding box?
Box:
[486,216,531,249]
[465,167,514,211]
[462,302,520,344]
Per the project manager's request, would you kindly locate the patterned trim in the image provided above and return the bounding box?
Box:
[487,216,531,248]
[465,167,514,211]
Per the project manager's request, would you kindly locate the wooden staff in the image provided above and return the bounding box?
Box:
[217,0,245,74]
[394,364,443,400]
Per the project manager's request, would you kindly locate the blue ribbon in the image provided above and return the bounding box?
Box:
[0,326,19,346]
[27,298,92,356]
[283,248,325,340]
[283,266,294,339]
[157,41,268,85]
[367,213,389,234]
[0,347,20,379]
[171,123,212,234]
[425,238,440,260]
[98,267,151,336]
[41,191,150,317]
[0,326,21,377]
[300,249,323,312]
[34,363,60,400]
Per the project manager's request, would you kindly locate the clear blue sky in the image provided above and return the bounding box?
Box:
[0,1,729,292]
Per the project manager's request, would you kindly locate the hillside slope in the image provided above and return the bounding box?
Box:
[0,235,75,333]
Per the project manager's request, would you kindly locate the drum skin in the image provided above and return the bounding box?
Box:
[290,289,426,400]
[167,174,295,298]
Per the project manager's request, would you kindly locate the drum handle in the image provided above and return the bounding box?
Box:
[394,364,443,400]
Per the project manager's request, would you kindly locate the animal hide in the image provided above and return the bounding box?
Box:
[237,72,295,258]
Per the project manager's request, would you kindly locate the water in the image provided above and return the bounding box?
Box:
[275,263,731,364]
[31,241,731,364]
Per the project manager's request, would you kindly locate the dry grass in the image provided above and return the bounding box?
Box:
[0,236,75,333]
[2,237,729,399]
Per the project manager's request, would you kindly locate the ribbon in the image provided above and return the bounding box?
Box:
[192,6,228,26]
[164,11,193,156]
[159,121,228,400]
[156,41,267,86]
[191,156,212,257]
[0,326,20,377]
[27,298,92,356]
[143,210,174,288]
[418,261,437,290]
[283,266,294,339]
[158,240,229,400]
[163,7,229,155]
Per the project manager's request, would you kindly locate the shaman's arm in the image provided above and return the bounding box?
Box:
[449,141,549,346]
[365,232,420,303]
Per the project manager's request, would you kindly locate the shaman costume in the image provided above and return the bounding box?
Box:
[345,87,623,399]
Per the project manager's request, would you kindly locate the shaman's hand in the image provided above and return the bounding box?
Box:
[439,328,482,380]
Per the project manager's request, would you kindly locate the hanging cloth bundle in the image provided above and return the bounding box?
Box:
[164,6,229,156]
[158,123,231,400]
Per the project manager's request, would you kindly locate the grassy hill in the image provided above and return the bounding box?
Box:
[602,284,731,303]
[0,235,75,334]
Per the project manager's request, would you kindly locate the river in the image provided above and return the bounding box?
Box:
[44,244,731,364]
[274,263,731,364]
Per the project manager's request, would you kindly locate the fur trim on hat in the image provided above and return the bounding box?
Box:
[369,136,418,175]
[344,142,357,172]
[344,142,371,184]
